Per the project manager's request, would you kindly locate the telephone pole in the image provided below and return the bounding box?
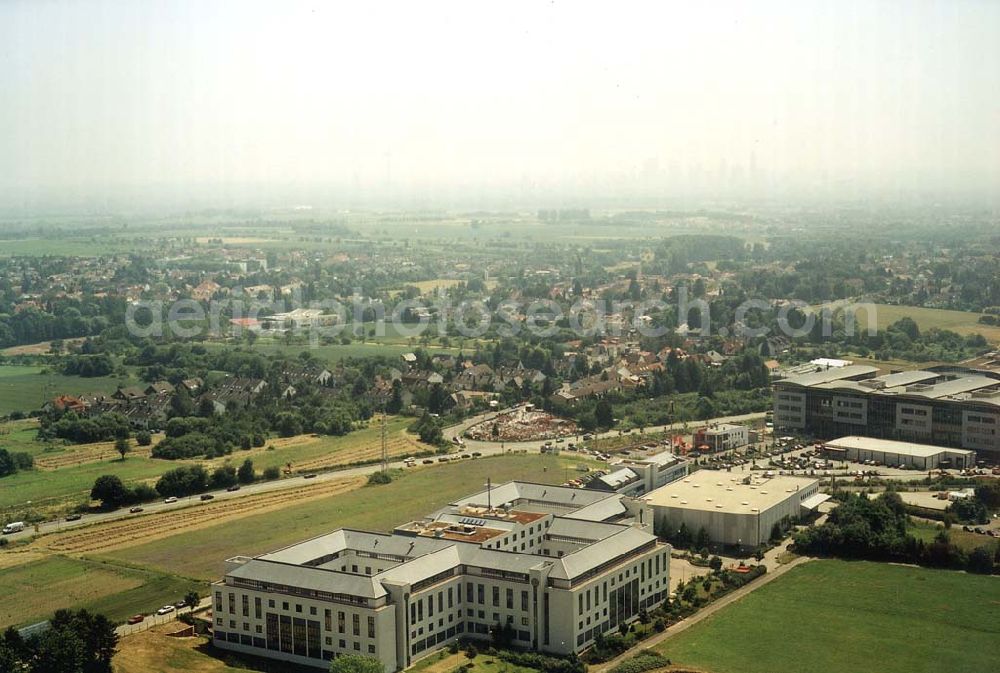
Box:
[380,407,388,474]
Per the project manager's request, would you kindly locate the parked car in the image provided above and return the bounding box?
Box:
[199,494,214,501]
[65,513,82,522]
[164,496,178,504]
[127,614,144,624]
[129,506,144,513]
[156,605,176,616]
[422,459,434,464]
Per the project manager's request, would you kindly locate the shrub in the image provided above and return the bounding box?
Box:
[263,466,281,480]
[608,650,671,673]
[367,471,392,485]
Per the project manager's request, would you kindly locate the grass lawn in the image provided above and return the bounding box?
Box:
[103,453,589,580]
[0,365,135,415]
[0,556,200,628]
[657,559,1000,673]
[908,520,999,555]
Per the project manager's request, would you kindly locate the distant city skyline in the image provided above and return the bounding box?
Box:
[2,0,999,210]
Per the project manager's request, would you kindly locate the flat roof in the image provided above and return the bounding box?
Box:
[883,375,998,399]
[643,475,817,514]
[825,436,976,458]
[776,364,878,387]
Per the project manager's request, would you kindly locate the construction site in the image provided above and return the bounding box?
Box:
[464,405,579,442]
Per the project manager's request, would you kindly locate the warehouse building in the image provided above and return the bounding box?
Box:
[212,482,670,670]
[773,365,1000,461]
[643,474,822,548]
[822,436,976,470]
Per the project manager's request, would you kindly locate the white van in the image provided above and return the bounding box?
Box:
[2,521,25,535]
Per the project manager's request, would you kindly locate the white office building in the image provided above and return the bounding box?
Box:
[212,482,671,670]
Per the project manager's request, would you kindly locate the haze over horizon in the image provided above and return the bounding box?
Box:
[2,0,999,211]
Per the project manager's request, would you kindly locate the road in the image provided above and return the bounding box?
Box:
[3,409,766,543]
[115,597,212,638]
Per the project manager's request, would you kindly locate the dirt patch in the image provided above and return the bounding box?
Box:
[27,476,365,557]
[465,406,578,442]
[1,338,85,356]
[34,436,160,470]
[114,624,222,673]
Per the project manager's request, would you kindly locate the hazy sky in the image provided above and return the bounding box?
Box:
[1,0,999,206]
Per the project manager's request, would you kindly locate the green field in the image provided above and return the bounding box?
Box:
[0,453,193,515]
[0,365,135,415]
[658,559,1000,673]
[0,556,200,628]
[103,453,589,580]
[909,520,999,555]
[814,302,1000,344]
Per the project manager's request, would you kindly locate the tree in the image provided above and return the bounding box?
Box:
[709,555,723,572]
[90,475,130,509]
[329,653,384,673]
[210,465,238,489]
[114,437,131,461]
[237,459,255,484]
[0,449,19,477]
[184,590,200,611]
[263,466,281,480]
[170,387,194,417]
[135,431,152,447]
[594,398,614,428]
[695,526,710,551]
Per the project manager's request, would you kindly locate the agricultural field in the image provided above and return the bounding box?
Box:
[657,559,1000,673]
[0,415,431,518]
[0,364,135,416]
[0,556,199,629]
[102,453,589,580]
[814,302,1000,344]
[200,338,463,363]
[231,416,433,472]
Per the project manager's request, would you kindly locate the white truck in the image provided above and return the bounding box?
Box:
[2,521,25,535]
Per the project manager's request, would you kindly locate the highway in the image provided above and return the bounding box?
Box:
[2,409,767,543]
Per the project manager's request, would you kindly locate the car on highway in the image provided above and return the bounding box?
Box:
[129,506,144,513]
[303,473,318,479]
[226,484,241,492]
[156,605,176,616]
[164,496,178,504]
[65,513,82,522]
[127,614,144,624]
[200,494,215,501]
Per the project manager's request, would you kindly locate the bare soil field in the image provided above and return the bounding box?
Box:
[28,476,365,557]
